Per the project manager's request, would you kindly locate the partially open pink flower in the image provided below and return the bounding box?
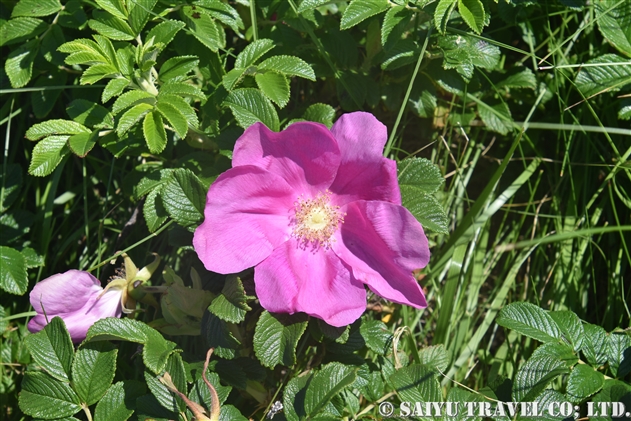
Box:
[28,270,122,342]
[193,112,429,326]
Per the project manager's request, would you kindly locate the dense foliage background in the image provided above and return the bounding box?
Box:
[1,0,630,420]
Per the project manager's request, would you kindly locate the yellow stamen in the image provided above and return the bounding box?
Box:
[292,190,345,248]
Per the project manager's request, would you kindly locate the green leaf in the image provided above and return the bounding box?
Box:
[115,45,134,75]
[85,318,176,374]
[0,17,47,46]
[418,345,450,372]
[390,364,442,403]
[94,0,127,20]
[381,38,418,70]
[26,119,90,140]
[88,12,135,41]
[434,0,457,34]
[128,0,157,35]
[439,35,499,80]
[144,354,187,413]
[619,99,631,120]
[408,83,437,118]
[67,131,98,158]
[0,246,28,295]
[253,311,308,368]
[189,370,232,409]
[607,333,631,378]
[208,275,251,323]
[258,55,316,81]
[575,54,631,96]
[532,389,572,421]
[582,323,608,367]
[567,364,604,402]
[303,103,335,128]
[85,318,150,342]
[22,247,44,268]
[513,354,569,402]
[531,342,579,369]
[591,379,631,417]
[103,79,128,102]
[496,302,562,344]
[297,0,331,13]
[549,310,585,352]
[159,55,199,83]
[72,342,117,406]
[156,101,188,139]
[24,317,74,382]
[31,72,67,118]
[94,381,145,421]
[64,49,107,66]
[596,1,631,57]
[5,38,38,88]
[255,72,290,108]
[28,135,69,177]
[496,67,537,90]
[145,20,185,49]
[134,168,173,198]
[340,0,389,30]
[304,362,357,418]
[201,311,241,359]
[12,0,61,17]
[67,99,115,129]
[144,374,176,414]
[0,211,34,244]
[160,168,206,226]
[155,94,198,128]
[222,68,245,91]
[159,82,206,100]
[283,374,311,421]
[194,0,244,32]
[477,100,513,135]
[58,38,104,56]
[116,103,154,136]
[382,6,412,48]
[143,186,169,232]
[218,405,248,421]
[401,188,448,232]
[224,88,280,131]
[19,372,81,419]
[142,329,178,375]
[112,90,155,115]
[80,63,119,85]
[181,6,225,52]
[458,0,485,34]
[143,111,168,154]
[398,158,445,194]
[37,25,66,64]
[359,320,392,355]
[235,38,275,68]
[1,163,23,212]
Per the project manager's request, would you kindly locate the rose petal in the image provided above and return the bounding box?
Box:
[28,286,122,343]
[332,201,429,308]
[329,158,401,206]
[29,270,101,315]
[330,112,388,163]
[193,165,297,274]
[232,122,340,196]
[255,239,367,327]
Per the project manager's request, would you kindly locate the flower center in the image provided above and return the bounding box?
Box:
[292,190,344,248]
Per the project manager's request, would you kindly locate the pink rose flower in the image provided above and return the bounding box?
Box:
[28,270,122,342]
[193,112,429,326]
